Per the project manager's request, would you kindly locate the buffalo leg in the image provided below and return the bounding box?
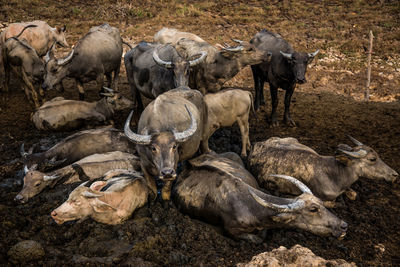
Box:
[21,70,40,108]
[105,73,112,88]
[237,115,250,157]
[96,74,104,96]
[269,85,279,127]
[76,80,85,100]
[251,66,263,111]
[283,86,296,127]
[112,66,120,91]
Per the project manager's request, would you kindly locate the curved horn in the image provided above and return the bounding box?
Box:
[24,165,29,175]
[280,51,292,60]
[174,105,197,142]
[153,48,172,68]
[44,42,56,63]
[102,86,114,93]
[268,174,313,194]
[189,51,207,66]
[43,174,60,181]
[231,38,244,44]
[100,92,114,97]
[308,49,319,58]
[83,191,103,198]
[20,143,28,158]
[248,187,305,213]
[222,45,244,52]
[347,135,364,146]
[124,111,152,145]
[338,148,367,159]
[79,181,89,187]
[57,49,74,65]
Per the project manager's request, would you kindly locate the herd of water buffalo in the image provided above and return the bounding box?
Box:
[0,21,398,245]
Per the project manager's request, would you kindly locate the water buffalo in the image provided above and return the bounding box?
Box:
[250,29,319,126]
[31,88,133,131]
[0,20,68,57]
[174,38,272,94]
[1,25,45,107]
[248,136,399,201]
[51,170,149,225]
[154,27,206,45]
[124,87,206,201]
[203,89,254,157]
[21,126,136,173]
[15,151,141,203]
[42,24,122,100]
[124,41,206,115]
[174,153,348,242]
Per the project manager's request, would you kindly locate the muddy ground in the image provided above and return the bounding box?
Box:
[0,0,400,266]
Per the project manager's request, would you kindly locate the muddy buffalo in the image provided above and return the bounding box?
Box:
[248,136,399,201]
[174,153,348,242]
[250,29,319,126]
[15,151,141,203]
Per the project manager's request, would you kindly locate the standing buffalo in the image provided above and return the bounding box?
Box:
[42,24,123,100]
[31,88,133,131]
[247,136,398,201]
[124,87,206,201]
[250,29,319,126]
[1,25,45,107]
[124,41,206,114]
[154,27,206,45]
[15,151,141,204]
[51,171,149,225]
[174,153,348,242]
[172,38,271,94]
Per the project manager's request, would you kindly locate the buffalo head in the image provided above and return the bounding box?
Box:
[280,49,319,84]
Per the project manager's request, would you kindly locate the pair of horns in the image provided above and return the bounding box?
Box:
[124,104,197,145]
[100,86,116,97]
[337,135,367,159]
[44,42,74,65]
[152,46,207,68]
[280,49,320,60]
[249,174,313,213]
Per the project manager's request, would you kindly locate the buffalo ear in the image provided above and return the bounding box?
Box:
[90,181,107,191]
[335,153,353,166]
[92,199,116,213]
[271,213,295,224]
[10,56,22,66]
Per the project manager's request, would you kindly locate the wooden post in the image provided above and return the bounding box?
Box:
[365,30,374,101]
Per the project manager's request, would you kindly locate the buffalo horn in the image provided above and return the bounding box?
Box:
[153,47,172,69]
[338,148,367,159]
[280,51,292,59]
[24,165,29,175]
[231,38,244,44]
[268,174,313,194]
[100,92,114,97]
[83,191,103,198]
[174,105,197,142]
[20,143,28,158]
[57,49,74,65]
[248,187,305,213]
[44,41,56,63]
[189,51,207,66]
[347,135,364,146]
[102,86,115,93]
[43,174,60,181]
[222,45,244,52]
[124,111,152,145]
[308,49,319,58]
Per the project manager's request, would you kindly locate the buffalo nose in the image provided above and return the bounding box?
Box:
[51,210,57,217]
[14,194,24,202]
[340,221,348,231]
[42,83,47,90]
[392,171,399,181]
[161,169,175,178]
[297,78,306,84]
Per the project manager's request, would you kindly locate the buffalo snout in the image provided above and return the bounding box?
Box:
[161,168,176,180]
[296,78,306,84]
[41,83,48,90]
[14,194,26,203]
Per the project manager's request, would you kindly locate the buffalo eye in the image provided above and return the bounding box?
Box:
[369,157,377,162]
[34,182,41,187]
[172,144,177,150]
[309,206,319,213]
[151,146,157,152]
[51,67,57,73]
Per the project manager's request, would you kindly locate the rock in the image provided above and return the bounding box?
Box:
[8,240,45,263]
[237,245,356,267]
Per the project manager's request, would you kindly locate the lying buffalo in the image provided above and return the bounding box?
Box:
[51,170,148,225]
[154,27,206,45]
[31,88,133,131]
[174,153,348,242]
[21,126,136,173]
[250,29,319,126]
[42,24,123,100]
[15,151,141,203]
[124,41,206,114]
[203,89,254,157]
[125,87,206,201]
[248,136,398,201]
[1,25,45,107]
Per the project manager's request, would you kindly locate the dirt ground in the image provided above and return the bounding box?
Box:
[0,0,399,266]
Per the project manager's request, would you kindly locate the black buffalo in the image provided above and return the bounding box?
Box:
[250,29,319,127]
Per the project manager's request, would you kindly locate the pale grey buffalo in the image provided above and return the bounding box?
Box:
[21,126,136,172]
[31,88,133,131]
[174,153,348,242]
[124,87,206,201]
[1,25,45,107]
[124,41,206,114]
[248,136,398,201]
[173,38,271,94]
[42,24,122,100]
[15,151,141,203]
[154,27,206,45]
[250,29,319,126]
[203,89,254,157]
[51,170,148,225]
